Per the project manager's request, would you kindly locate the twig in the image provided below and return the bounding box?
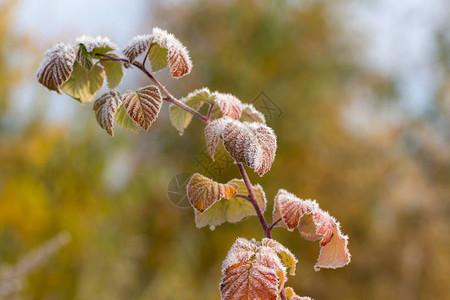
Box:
[206,103,215,120]
[236,163,271,238]
[268,217,282,233]
[235,193,251,200]
[94,53,210,124]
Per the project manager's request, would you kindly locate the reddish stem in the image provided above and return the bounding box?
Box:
[280,288,287,300]
[236,163,271,238]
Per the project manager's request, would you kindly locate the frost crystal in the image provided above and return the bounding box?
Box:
[36,42,77,93]
[76,35,117,52]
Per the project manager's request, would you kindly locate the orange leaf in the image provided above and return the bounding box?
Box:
[186,173,237,212]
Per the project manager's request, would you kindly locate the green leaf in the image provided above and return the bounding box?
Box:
[169,88,215,135]
[194,178,266,230]
[76,44,94,70]
[61,61,105,103]
[148,42,168,72]
[114,104,141,133]
[100,55,124,89]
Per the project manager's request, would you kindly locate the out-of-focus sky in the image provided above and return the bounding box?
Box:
[9,0,449,120]
[349,0,448,115]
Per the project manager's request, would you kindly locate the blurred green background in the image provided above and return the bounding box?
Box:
[0,0,449,299]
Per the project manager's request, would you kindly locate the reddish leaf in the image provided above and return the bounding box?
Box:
[272,189,351,271]
[93,90,122,136]
[211,92,243,120]
[221,238,285,300]
[312,210,351,271]
[221,262,279,300]
[122,85,162,131]
[272,189,318,231]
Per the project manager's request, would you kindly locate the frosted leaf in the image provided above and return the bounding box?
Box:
[36,42,77,93]
[170,87,214,134]
[221,238,285,300]
[312,210,351,271]
[122,29,192,77]
[222,119,277,176]
[249,123,278,176]
[93,90,122,136]
[273,189,318,231]
[272,189,351,271]
[298,214,321,241]
[122,85,162,131]
[115,104,141,133]
[285,287,313,300]
[122,34,152,62]
[221,261,278,300]
[186,173,237,212]
[256,247,287,288]
[204,117,232,159]
[61,61,105,103]
[210,92,243,120]
[153,27,193,78]
[76,35,117,54]
[262,238,298,276]
[194,179,266,229]
[205,117,277,176]
[240,103,266,124]
[99,54,124,89]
